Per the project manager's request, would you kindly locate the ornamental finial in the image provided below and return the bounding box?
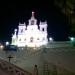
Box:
[32,11,35,17]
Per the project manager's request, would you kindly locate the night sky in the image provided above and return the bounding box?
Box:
[0,1,69,42]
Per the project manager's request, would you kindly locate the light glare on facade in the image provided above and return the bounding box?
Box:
[11,12,48,47]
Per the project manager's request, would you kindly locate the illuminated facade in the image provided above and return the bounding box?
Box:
[11,12,48,47]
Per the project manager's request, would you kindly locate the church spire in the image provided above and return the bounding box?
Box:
[31,11,35,19]
[32,11,35,16]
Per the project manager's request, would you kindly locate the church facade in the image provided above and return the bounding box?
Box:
[11,12,48,47]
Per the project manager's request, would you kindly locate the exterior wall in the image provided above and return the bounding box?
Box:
[11,12,48,47]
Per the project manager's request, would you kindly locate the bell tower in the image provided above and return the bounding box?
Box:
[39,21,47,32]
[28,11,37,25]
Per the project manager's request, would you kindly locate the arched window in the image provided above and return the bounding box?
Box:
[31,20,34,25]
[43,37,45,40]
[30,37,33,42]
[42,28,44,31]
[21,29,23,33]
[24,38,26,41]
[37,38,39,40]
[19,39,21,41]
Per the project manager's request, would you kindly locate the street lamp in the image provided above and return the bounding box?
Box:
[49,37,53,42]
[5,42,9,46]
[7,55,13,62]
[70,37,75,41]
[69,37,75,46]
[0,45,4,50]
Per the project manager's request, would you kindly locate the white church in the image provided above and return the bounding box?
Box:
[11,11,48,47]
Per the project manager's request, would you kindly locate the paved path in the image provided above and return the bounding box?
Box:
[0,47,75,75]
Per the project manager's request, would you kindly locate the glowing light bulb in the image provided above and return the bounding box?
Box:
[49,37,53,41]
[6,42,9,45]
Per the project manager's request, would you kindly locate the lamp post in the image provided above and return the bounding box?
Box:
[7,55,13,62]
[69,37,75,46]
[5,42,9,46]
